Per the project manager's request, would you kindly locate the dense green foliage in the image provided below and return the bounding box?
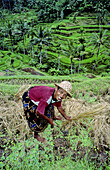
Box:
[0,1,110,75]
[0,0,110,22]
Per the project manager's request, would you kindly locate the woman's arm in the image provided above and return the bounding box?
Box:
[57,106,71,120]
[35,110,56,125]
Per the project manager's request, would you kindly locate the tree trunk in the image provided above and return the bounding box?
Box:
[45,47,47,58]
[10,36,13,52]
[40,49,42,64]
[78,59,80,73]
[31,45,34,58]
[58,54,60,70]
[92,46,100,72]
[70,58,73,74]
[61,10,64,21]
[8,0,11,10]
[2,0,5,9]
[23,36,25,55]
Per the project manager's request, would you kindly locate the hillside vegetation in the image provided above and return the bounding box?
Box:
[0,2,110,76]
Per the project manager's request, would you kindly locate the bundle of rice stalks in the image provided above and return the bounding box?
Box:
[14,84,31,108]
[59,98,110,147]
[92,113,110,147]
[0,98,30,142]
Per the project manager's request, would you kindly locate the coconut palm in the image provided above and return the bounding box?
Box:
[57,47,61,70]
[27,27,37,57]
[95,2,109,26]
[90,28,110,72]
[17,20,29,54]
[64,39,78,74]
[30,26,53,64]
[0,26,6,50]
[5,20,16,52]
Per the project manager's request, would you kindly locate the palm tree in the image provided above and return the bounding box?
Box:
[5,21,15,52]
[0,26,6,50]
[2,0,5,9]
[95,3,109,26]
[57,47,61,70]
[64,39,78,74]
[17,20,29,54]
[5,20,22,52]
[27,27,37,58]
[90,28,110,72]
[30,26,53,64]
[54,40,62,70]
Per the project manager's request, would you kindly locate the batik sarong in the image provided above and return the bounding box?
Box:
[22,90,54,133]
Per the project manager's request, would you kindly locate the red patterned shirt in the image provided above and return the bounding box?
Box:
[29,86,61,115]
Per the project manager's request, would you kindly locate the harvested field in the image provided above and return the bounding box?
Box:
[0,85,110,148]
[0,85,110,169]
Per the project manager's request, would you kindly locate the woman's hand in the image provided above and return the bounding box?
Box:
[36,110,55,125]
[54,116,63,120]
[58,106,71,121]
[65,115,71,121]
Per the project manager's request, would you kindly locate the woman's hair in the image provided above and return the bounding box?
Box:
[57,86,61,90]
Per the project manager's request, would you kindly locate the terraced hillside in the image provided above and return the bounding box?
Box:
[48,14,110,73]
[0,12,110,75]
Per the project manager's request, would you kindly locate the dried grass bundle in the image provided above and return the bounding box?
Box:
[92,112,110,146]
[58,98,110,146]
[60,98,108,122]
[0,97,31,141]
[14,84,31,108]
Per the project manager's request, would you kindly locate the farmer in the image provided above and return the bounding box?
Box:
[22,81,72,143]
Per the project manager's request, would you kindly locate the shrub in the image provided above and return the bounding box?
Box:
[1,51,12,55]
[0,65,7,71]
[57,22,66,29]
[63,69,70,75]
[37,64,48,72]
[0,53,4,58]
[48,68,61,76]
[10,53,16,58]
[0,60,5,66]
[100,72,109,77]
[23,55,30,64]
[13,59,21,68]
[78,66,88,73]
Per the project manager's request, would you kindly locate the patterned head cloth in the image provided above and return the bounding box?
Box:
[55,81,72,98]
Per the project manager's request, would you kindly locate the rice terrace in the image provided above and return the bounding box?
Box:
[0,0,110,169]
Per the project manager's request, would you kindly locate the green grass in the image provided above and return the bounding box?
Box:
[0,121,109,170]
[56,24,110,30]
[0,75,109,101]
[72,76,110,93]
